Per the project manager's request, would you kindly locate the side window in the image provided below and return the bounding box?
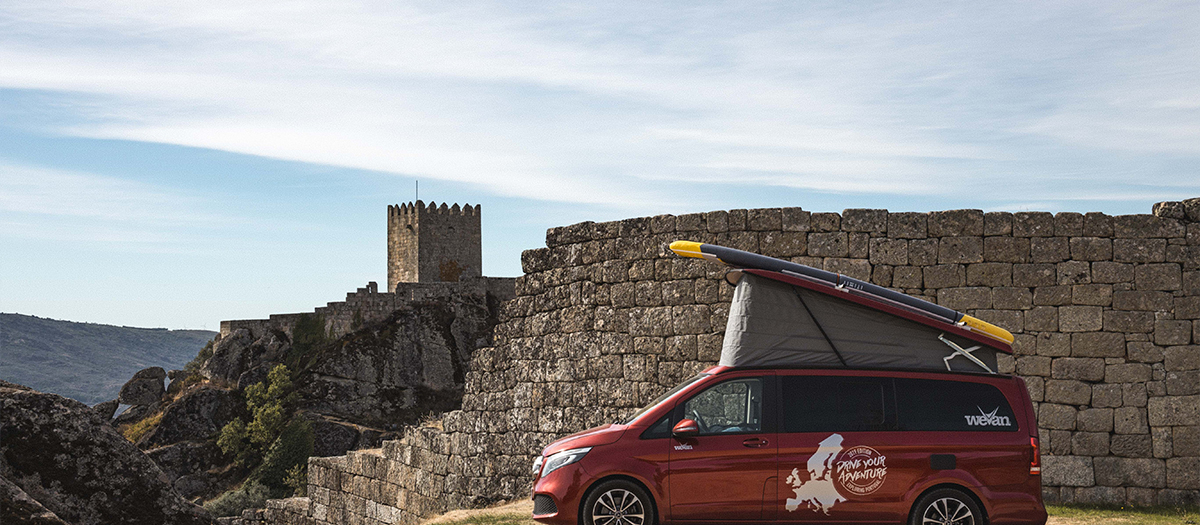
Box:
[681,378,763,435]
[641,414,674,440]
[895,379,1018,432]
[781,376,894,433]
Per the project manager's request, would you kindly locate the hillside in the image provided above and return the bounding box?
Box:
[0,313,216,405]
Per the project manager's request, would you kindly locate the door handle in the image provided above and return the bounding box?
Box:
[742,437,768,448]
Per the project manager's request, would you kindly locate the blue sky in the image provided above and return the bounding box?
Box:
[2,1,1198,330]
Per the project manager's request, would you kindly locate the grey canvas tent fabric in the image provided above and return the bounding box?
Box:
[719,273,999,373]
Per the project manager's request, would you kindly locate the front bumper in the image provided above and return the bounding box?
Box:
[531,462,590,525]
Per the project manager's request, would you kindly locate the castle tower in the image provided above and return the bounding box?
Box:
[387,201,482,291]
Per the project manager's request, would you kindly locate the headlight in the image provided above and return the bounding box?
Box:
[532,455,544,475]
[540,447,591,476]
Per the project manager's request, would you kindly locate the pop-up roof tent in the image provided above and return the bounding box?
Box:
[670,241,1014,374]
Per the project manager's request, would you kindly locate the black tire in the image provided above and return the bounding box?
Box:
[909,488,984,525]
[582,480,656,525]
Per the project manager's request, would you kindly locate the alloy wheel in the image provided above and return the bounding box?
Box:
[921,496,976,525]
[591,488,646,525]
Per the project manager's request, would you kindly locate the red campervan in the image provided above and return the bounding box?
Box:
[531,242,1046,525]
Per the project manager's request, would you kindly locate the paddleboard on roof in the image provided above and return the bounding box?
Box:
[670,240,1014,374]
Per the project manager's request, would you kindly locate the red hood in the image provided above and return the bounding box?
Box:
[542,424,627,456]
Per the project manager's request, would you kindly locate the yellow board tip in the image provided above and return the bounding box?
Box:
[960,315,1016,345]
[669,240,705,259]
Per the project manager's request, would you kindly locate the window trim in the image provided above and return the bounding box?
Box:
[671,375,776,436]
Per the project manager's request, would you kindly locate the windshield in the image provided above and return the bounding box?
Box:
[622,373,710,425]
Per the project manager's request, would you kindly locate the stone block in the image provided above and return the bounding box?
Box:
[1042,455,1094,487]
[1092,384,1122,408]
[1092,261,1134,284]
[1149,395,1200,426]
[1093,457,1165,488]
[808,232,848,257]
[966,263,1012,287]
[1052,357,1105,381]
[993,287,1033,310]
[1167,370,1199,395]
[1039,403,1077,430]
[938,237,983,264]
[1057,261,1091,285]
[1017,356,1052,377]
[1070,237,1113,261]
[1123,383,1149,407]
[1110,434,1153,458]
[1034,286,1072,306]
[1113,290,1172,311]
[1155,321,1192,346]
[747,208,782,231]
[1045,380,1092,405]
[1104,311,1155,333]
[984,212,1013,236]
[923,264,965,289]
[1167,458,1200,490]
[868,238,907,266]
[1037,332,1071,356]
[1154,426,1173,458]
[908,239,938,265]
[1135,263,1182,290]
[937,287,992,310]
[1115,407,1150,434]
[1174,426,1200,456]
[1083,212,1113,237]
[1014,212,1055,237]
[929,209,984,237]
[823,258,870,280]
[1106,363,1152,383]
[1114,238,1167,263]
[1176,297,1200,319]
[1072,432,1110,456]
[781,208,810,232]
[892,266,922,288]
[887,212,927,239]
[1127,342,1165,363]
[1059,306,1103,332]
[842,208,887,233]
[759,231,807,258]
[1031,237,1070,263]
[1055,212,1084,236]
[1071,284,1112,306]
[1072,332,1125,358]
[1070,486,1127,506]
[1024,306,1058,333]
[984,237,1029,263]
[1012,264,1056,287]
[1114,214,1184,238]
[811,212,840,232]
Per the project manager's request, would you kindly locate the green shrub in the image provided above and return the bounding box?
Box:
[247,418,314,497]
[203,482,269,517]
[284,464,307,497]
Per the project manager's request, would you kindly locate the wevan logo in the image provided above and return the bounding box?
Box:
[964,407,1011,427]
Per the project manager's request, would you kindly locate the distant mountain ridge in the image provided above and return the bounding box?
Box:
[0,313,216,405]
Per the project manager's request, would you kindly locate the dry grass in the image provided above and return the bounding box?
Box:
[418,500,1199,525]
[118,410,163,443]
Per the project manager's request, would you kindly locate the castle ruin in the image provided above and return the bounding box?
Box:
[387,201,482,290]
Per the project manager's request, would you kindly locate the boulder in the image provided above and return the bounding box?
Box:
[119,367,167,406]
[145,441,222,481]
[200,329,254,382]
[0,380,212,524]
[137,387,239,449]
[1,474,69,525]
[236,364,273,391]
[114,402,161,427]
[93,399,120,421]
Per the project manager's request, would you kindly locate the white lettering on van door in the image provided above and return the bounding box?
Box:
[964,406,1011,427]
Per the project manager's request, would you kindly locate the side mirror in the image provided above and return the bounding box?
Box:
[673,418,699,437]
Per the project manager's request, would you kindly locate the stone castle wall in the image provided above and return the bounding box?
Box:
[220,278,515,343]
[231,201,1200,525]
[387,201,483,290]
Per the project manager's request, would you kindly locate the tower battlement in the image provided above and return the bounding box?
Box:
[387,200,482,291]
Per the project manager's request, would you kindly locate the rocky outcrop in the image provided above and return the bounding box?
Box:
[93,399,120,421]
[119,367,167,406]
[201,329,256,383]
[137,386,240,449]
[0,380,212,524]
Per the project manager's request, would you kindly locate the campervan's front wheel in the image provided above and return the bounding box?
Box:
[582,480,654,525]
[909,488,984,525]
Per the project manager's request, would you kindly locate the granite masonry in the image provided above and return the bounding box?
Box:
[224,199,1200,524]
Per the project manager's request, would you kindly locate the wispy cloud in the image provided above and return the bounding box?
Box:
[1,0,1198,207]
